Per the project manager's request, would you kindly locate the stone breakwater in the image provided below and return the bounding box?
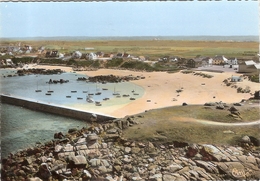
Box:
[1,116,260,181]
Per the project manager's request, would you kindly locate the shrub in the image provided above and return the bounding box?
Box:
[106,58,123,68]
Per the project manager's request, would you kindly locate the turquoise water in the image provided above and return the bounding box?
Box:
[0,69,144,158]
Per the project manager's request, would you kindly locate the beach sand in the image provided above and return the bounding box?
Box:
[29,65,259,118]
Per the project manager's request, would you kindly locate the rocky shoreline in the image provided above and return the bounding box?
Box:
[1,115,260,181]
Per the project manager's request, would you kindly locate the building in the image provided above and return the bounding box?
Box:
[212,55,228,65]
[231,76,242,82]
[227,57,238,65]
[238,60,260,74]
[186,57,203,68]
[88,52,97,60]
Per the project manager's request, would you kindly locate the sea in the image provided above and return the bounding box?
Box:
[0,68,143,159]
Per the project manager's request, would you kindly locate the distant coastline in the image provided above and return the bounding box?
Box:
[0,35,259,42]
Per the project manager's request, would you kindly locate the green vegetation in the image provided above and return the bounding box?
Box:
[121,61,154,71]
[12,57,36,64]
[105,58,124,68]
[248,74,259,83]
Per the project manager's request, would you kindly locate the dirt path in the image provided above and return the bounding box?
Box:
[194,119,260,126]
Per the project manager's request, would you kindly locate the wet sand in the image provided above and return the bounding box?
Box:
[26,65,259,118]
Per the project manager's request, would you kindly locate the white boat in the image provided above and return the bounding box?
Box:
[86,95,94,103]
[112,85,120,96]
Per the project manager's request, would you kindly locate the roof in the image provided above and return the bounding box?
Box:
[254,64,260,69]
[245,60,256,66]
[213,55,228,61]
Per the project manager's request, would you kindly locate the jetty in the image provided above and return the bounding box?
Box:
[1,94,115,122]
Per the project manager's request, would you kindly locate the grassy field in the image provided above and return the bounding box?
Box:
[1,40,258,60]
[122,103,260,146]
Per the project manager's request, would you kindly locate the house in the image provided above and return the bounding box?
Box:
[231,76,242,82]
[45,50,59,58]
[186,57,203,68]
[6,59,14,65]
[96,52,104,57]
[72,51,82,59]
[227,57,238,65]
[123,53,131,58]
[116,52,130,59]
[89,52,97,60]
[139,56,146,61]
[24,45,32,51]
[201,57,213,67]
[212,55,228,65]
[169,56,178,62]
[238,60,260,74]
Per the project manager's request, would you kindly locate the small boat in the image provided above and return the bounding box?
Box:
[103,98,110,101]
[83,91,88,93]
[77,97,83,100]
[66,96,71,98]
[116,95,121,98]
[133,93,139,95]
[130,97,135,100]
[45,93,51,96]
[86,95,94,103]
[35,82,42,92]
[95,102,102,106]
[71,91,77,93]
[95,92,102,95]
[102,88,108,90]
[88,93,94,96]
[48,90,54,93]
[123,94,130,97]
[113,86,120,96]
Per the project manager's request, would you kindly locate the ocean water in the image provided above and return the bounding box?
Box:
[1,104,88,159]
[0,69,144,159]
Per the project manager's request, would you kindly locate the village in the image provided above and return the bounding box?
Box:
[0,43,260,79]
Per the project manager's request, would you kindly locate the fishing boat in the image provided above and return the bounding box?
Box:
[95,83,102,95]
[103,97,110,101]
[102,88,108,90]
[112,86,120,96]
[66,96,71,98]
[83,91,88,93]
[123,94,130,97]
[35,81,42,92]
[45,93,51,96]
[71,90,77,93]
[77,97,83,100]
[47,83,54,93]
[86,95,94,103]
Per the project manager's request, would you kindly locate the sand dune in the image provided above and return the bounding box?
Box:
[31,65,259,118]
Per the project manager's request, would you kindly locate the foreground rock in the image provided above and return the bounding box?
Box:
[1,116,260,181]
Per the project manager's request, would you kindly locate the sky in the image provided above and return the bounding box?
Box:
[0,1,259,38]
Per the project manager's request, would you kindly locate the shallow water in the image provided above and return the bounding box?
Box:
[0,69,144,158]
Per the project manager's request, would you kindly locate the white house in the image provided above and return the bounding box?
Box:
[72,51,82,59]
[6,59,14,65]
[89,52,97,60]
[228,58,238,65]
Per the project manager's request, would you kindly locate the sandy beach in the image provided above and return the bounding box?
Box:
[26,65,259,118]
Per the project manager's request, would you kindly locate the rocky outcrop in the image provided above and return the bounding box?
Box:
[87,74,145,83]
[1,117,260,181]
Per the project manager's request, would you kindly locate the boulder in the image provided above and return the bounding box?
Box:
[241,135,251,143]
[204,102,216,106]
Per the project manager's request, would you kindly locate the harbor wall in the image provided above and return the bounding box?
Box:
[0,94,116,122]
